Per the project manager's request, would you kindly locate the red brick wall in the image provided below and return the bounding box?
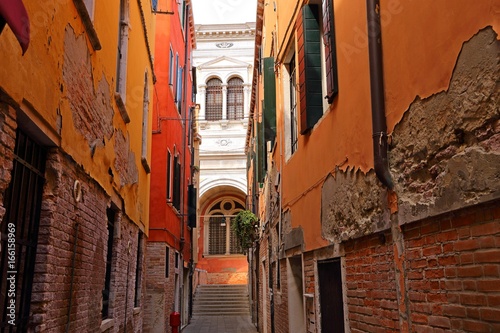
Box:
[404,202,500,333]
[29,148,144,332]
[144,242,177,333]
[274,258,289,333]
[344,231,400,332]
[0,102,16,226]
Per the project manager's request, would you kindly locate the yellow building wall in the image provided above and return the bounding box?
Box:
[259,0,499,251]
[0,0,155,231]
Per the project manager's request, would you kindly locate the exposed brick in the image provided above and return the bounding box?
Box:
[480,308,500,322]
[474,249,500,263]
[428,315,451,328]
[460,294,487,306]
[462,320,491,333]
[477,280,500,292]
[470,221,500,237]
[441,304,466,318]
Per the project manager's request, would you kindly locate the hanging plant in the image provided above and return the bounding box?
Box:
[231,210,259,253]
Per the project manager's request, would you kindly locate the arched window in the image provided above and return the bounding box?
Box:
[227,77,244,120]
[205,78,222,121]
[206,198,245,255]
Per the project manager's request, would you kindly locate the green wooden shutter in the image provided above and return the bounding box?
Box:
[323,0,338,103]
[256,117,266,183]
[298,4,323,134]
[263,57,277,147]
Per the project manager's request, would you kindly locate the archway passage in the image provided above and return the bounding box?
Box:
[195,186,248,285]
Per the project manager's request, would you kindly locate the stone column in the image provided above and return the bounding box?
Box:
[222,84,228,120]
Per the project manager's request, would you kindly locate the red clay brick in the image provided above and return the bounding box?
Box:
[470,221,500,237]
[477,279,500,292]
[480,308,500,322]
[462,319,491,332]
[453,239,480,251]
[460,293,487,306]
[428,315,451,328]
[474,249,500,263]
[442,304,466,317]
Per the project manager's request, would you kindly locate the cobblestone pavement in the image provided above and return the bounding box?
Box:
[182,315,257,333]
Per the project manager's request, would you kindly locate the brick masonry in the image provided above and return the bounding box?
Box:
[144,242,177,333]
[28,148,145,332]
[0,102,16,231]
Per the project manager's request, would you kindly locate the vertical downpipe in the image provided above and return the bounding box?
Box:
[366,1,408,331]
[366,0,393,190]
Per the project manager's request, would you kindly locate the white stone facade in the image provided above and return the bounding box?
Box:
[193,23,255,198]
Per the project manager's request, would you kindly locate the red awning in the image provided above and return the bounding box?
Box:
[0,0,30,54]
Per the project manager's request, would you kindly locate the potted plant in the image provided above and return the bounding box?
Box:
[231,210,259,253]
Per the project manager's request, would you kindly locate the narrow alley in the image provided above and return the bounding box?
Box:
[0,0,498,332]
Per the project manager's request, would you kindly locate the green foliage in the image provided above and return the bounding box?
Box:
[231,210,258,252]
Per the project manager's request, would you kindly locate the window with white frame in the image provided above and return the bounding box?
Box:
[205,78,223,121]
[227,77,244,120]
[283,51,298,160]
[116,0,129,99]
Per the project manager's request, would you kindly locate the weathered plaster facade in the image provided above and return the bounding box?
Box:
[247,0,499,332]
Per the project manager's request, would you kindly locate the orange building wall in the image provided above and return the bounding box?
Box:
[263,0,499,252]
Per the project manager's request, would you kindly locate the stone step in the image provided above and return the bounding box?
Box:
[192,284,250,317]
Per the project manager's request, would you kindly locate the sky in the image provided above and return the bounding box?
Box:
[191,0,257,25]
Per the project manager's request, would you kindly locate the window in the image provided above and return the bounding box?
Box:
[172,154,181,211]
[169,47,175,86]
[152,0,158,11]
[205,78,223,121]
[134,232,143,307]
[116,0,129,100]
[206,199,244,255]
[227,77,244,120]
[166,149,172,202]
[0,130,46,331]
[102,208,115,319]
[298,1,338,134]
[176,66,183,112]
[178,0,185,28]
[208,216,227,255]
[283,52,298,158]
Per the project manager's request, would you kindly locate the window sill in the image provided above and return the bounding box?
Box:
[202,254,246,258]
[72,0,101,51]
[115,93,130,124]
[100,319,114,332]
[133,307,141,315]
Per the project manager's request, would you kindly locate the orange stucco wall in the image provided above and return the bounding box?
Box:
[260,0,499,252]
[0,0,155,232]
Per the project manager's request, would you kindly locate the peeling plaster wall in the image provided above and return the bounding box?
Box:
[321,170,390,243]
[63,26,114,146]
[390,27,500,225]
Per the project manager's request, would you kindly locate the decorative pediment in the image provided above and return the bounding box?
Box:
[199,56,250,69]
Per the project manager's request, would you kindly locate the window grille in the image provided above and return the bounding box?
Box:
[205,78,222,120]
[227,77,244,120]
[208,216,226,255]
[0,130,46,331]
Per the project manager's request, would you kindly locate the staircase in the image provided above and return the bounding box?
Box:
[192,284,250,316]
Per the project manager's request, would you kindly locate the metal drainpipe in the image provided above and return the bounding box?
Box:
[366,0,394,189]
